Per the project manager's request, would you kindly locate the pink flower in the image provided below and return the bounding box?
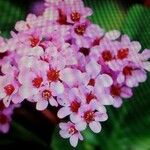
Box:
[85,59,113,87]
[137,49,150,71]
[0,64,19,106]
[57,88,83,120]
[90,38,118,70]
[59,121,83,147]
[78,85,113,106]
[117,62,147,87]
[33,82,59,110]
[15,14,39,31]
[75,102,108,133]
[109,83,133,107]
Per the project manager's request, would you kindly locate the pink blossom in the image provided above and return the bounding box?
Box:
[109,83,133,107]
[57,88,83,120]
[75,103,108,133]
[59,121,83,147]
[33,82,59,110]
[117,62,147,87]
[0,64,19,107]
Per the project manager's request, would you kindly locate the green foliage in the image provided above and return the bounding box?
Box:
[0,0,25,37]
[84,0,126,30]
[121,4,150,48]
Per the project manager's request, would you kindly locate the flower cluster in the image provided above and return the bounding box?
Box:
[0,0,150,147]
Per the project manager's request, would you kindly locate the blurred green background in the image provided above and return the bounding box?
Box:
[0,0,150,149]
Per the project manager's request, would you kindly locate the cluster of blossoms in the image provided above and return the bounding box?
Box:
[0,0,150,147]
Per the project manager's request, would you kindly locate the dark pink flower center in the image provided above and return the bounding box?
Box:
[110,84,121,97]
[70,101,81,113]
[42,90,52,100]
[102,50,113,62]
[68,126,78,135]
[71,12,81,22]
[0,114,8,125]
[88,79,95,86]
[123,66,133,76]
[86,92,97,104]
[0,101,5,111]
[79,47,90,56]
[117,48,129,60]
[32,76,43,88]
[4,84,15,96]
[84,110,95,123]
[29,36,40,47]
[58,9,67,25]
[47,69,60,82]
[92,38,101,46]
[75,24,86,35]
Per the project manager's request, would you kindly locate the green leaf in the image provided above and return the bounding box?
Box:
[121,4,150,48]
[0,0,25,37]
[84,0,126,30]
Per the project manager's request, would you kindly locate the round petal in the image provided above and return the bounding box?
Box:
[95,112,108,122]
[89,121,101,133]
[51,81,64,96]
[142,62,150,71]
[100,95,114,105]
[126,77,139,88]
[69,134,79,147]
[113,97,123,108]
[130,41,141,52]
[49,97,58,107]
[59,130,70,139]
[75,122,87,131]
[36,100,48,111]
[121,87,133,98]
[85,59,101,78]
[70,113,81,123]
[60,68,82,86]
[133,70,147,83]
[96,74,113,87]
[117,73,125,84]
[57,107,71,118]
[105,30,121,40]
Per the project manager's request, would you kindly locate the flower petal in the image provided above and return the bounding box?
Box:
[113,97,123,108]
[36,100,48,111]
[105,30,121,40]
[51,81,64,96]
[95,112,108,122]
[49,97,58,107]
[57,107,71,118]
[85,59,101,78]
[142,62,150,71]
[69,134,79,147]
[89,121,101,133]
[60,68,83,86]
[121,87,133,98]
[75,122,87,131]
[96,74,113,87]
[70,113,81,123]
[59,130,70,139]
